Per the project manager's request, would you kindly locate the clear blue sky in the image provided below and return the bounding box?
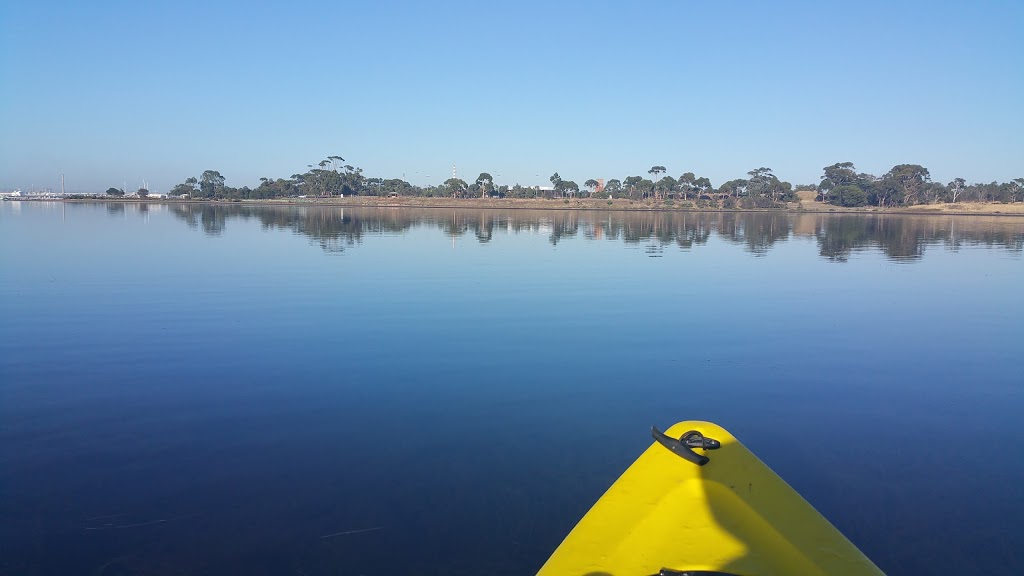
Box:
[1,0,1021,193]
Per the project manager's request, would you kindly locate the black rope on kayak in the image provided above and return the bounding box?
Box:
[651,426,721,466]
[655,565,737,569]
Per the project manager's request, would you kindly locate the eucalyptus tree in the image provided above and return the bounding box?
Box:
[169,183,192,197]
[655,175,677,199]
[445,177,468,198]
[1009,178,1023,202]
[342,165,365,195]
[476,172,494,198]
[883,164,930,205]
[623,176,643,199]
[679,172,697,200]
[741,168,791,203]
[832,185,868,207]
[200,170,225,198]
[311,160,333,195]
[694,177,713,198]
[869,178,902,207]
[649,166,666,196]
[818,178,834,203]
[584,179,600,197]
[290,173,307,195]
[718,179,748,198]
[639,179,655,199]
[818,162,858,204]
[822,162,858,187]
[604,179,622,197]
[549,172,562,197]
[921,181,948,204]
[746,168,775,197]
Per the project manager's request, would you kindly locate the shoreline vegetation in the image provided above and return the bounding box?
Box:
[50,156,1024,216]
[52,194,1024,217]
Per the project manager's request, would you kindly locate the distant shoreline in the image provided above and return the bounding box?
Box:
[21,195,1024,217]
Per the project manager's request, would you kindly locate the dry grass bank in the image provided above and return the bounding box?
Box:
[790,190,1024,215]
[54,194,1024,216]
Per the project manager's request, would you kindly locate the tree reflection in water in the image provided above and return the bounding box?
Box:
[168,205,1024,262]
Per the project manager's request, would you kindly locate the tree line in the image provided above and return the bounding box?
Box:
[814,162,1022,206]
[151,156,1022,208]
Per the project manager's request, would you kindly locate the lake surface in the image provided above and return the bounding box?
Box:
[1,202,1022,575]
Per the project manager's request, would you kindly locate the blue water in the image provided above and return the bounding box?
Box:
[1,202,1022,575]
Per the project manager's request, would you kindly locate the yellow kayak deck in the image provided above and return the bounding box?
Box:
[538,421,883,576]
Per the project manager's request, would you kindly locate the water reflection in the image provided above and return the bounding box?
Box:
[166,204,1024,262]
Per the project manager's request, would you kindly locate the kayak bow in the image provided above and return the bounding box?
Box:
[538,421,884,576]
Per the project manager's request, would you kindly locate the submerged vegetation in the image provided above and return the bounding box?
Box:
[153,156,1023,210]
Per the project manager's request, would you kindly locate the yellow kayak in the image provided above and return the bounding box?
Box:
[538,421,884,576]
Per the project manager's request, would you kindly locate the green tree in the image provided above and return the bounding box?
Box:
[170,183,192,197]
[200,170,225,198]
[718,179,748,198]
[445,177,468,198]
[822,162,858,187]
[678,172,696,200]
[623,176,643,199]
[818,178,834,203]
[638,178,654,199]
[746,167,775,197]
[604,179,622,197]
[648,166,666,197]
[1008,178,1023,202]
[584,179,600,197]
[655,175,677,199]
[475,172,494,198]
[694,177,713,198]
[106,187,124,197]
[546,173,563,197]
[819,163,862,204]
[743,168,794,203]
[833,185,867,207]
[869,178,901,207]
[883,164,930,205]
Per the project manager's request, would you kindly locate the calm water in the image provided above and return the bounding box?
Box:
[1,202,1022,575]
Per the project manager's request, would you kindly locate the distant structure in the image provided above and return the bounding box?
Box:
[452,163,457,179]
[596,178,605,194]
